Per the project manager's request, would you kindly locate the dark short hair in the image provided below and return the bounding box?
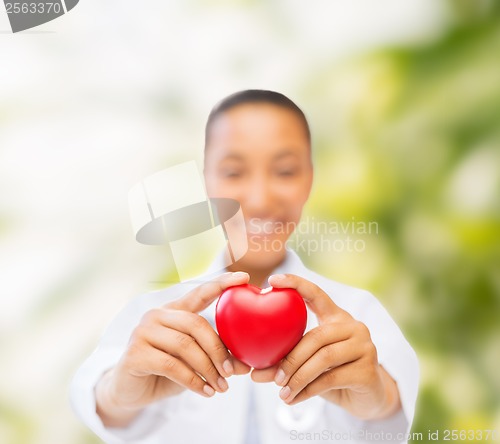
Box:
[204,89,311,148]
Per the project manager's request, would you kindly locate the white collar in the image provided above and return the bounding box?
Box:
[203,248,307,281]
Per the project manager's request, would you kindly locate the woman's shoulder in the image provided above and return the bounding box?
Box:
[297,262,384,317]
[131,279,200,311]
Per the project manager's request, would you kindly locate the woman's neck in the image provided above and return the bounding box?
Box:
[227,252,287,287]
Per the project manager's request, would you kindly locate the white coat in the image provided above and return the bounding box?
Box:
[70,250,419,443]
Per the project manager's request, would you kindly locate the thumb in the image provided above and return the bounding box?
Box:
[167,271,250,313]
[268,273,347,323]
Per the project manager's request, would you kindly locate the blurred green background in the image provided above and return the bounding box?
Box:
[0,0,499,443]
[303,2,500,440]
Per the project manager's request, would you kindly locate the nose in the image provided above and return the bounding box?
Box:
[241,173,275,218]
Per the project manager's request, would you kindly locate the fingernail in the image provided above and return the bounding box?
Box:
[203,385,215,397]
[279,386,291,400]
[270,274,286,281]
[232,272,248,279]
[274,368,286,386]
[218,377,228,392]
[223,359,234,376]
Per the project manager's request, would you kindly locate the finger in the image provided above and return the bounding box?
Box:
[279,340,362,403]
[286,362,358,405]
[232,358,252,375]
[251,364,280,383]
[145,325,228,393]
[268,274,349,323]
[140,346,217,398]
[158,310,234,378]
[168,271,250,313]
[275,323,352,387]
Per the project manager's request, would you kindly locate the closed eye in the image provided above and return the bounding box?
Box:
[276,169,298,177]
[223,170,243,178]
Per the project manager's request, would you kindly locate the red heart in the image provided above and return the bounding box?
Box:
[215,284,307,369]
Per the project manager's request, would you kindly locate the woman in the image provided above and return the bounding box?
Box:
[71,90,419,443]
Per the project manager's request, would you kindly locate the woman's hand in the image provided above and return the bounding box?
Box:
[96,272,251,427]
[251,274,401,421]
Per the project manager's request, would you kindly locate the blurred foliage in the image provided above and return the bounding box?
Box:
[2,1,499,443]
[0,402,36,444]
[302,2,500,442]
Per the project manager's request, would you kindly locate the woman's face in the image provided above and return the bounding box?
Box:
[204,103,313,271]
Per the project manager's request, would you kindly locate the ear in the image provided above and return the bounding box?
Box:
[202,163,215,198]
[304,163,314,201]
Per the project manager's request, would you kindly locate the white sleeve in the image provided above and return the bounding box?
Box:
[326,291,419,444]
[69,289,183,443]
